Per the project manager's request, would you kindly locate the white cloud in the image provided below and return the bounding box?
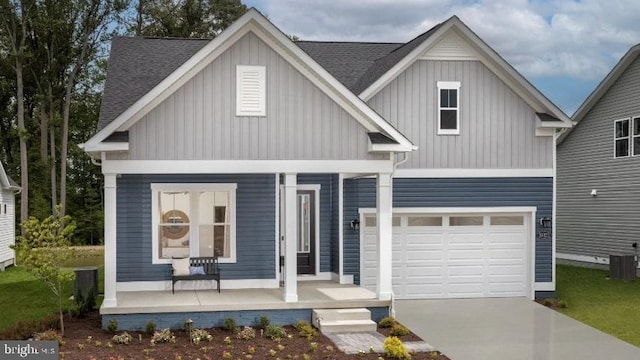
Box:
[248,0,640,81]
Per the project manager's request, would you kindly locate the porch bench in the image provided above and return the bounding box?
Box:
[171,257,221,294]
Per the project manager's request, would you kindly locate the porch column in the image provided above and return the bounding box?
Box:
[103,173,117,307]
[376,172,393,300]
[283,173,298,302]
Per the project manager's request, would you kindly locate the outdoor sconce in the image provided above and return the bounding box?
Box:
[540,217,552,228]
[350,219,360,231]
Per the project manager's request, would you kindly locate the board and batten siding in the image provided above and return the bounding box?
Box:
[110,32,380,161]
[116,174,275,282]
[368,60,552,169]
[343,177,553,284]
[557,55,640,258]
[0,188,15,264]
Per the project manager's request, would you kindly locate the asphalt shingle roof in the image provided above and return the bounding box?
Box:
[97,22,443,132]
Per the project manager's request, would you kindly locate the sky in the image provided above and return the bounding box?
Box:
[243,0,640,116]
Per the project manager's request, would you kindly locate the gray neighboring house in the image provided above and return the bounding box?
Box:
[0,161,19,269]
[557,44,640,268]
[83,8,572,330]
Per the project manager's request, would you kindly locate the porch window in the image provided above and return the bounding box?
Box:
[151,183,237,264]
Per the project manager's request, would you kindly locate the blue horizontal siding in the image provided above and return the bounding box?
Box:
[117,174,276,282]
[343,177,553,284]
[102,306,389,330]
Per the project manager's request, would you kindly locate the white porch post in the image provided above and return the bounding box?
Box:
[283,173,298,302]
[103,173,117,307]
[376,172,393,300]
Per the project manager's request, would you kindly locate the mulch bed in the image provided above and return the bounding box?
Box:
[56,312,449,359]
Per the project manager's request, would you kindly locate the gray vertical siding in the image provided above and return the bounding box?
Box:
[368,60,553,169]
[557,55,640,258]
[297,174,338,273]
[116,174,275,282]
[113,32,379,161]
[343,177,553,284]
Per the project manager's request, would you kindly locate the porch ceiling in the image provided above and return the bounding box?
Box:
[101,281,390,315]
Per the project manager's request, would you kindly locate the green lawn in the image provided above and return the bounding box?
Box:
[0,247,104,330]
[556,264,640,346]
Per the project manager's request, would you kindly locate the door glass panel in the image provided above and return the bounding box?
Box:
[365,216,376,227]
[297,194,310,253]
[490,216,524,226]
[408,216,442,226]
[450,216,483,226]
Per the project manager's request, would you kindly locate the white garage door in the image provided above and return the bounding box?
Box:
[362,212,530,299]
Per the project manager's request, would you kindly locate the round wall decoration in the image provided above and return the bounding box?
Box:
[162,210,190,239]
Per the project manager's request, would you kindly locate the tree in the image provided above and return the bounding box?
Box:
[130,0,247,38]
[13,206,77,335]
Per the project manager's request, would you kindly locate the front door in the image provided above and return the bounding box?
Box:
[296,190,315,274]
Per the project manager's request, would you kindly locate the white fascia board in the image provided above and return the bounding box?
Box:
[0,163,8,189]
[85,8,414,154]
[84,142,129,152]
[393,168,553,178]
[102,159,394,175]
[359,17,571,128]
[368,142,416,152]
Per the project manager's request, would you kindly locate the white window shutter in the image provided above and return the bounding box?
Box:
[236,65,266,116]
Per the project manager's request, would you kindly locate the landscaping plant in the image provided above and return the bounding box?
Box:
[384,336,411,359]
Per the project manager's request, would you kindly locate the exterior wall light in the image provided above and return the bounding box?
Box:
[350,219,360,231]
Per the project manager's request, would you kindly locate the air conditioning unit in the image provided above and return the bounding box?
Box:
[609,254,637,281]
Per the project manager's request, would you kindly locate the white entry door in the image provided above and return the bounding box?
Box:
[362,211,530,299]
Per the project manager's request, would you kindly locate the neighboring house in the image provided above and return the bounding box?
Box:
[83,9,571,329]
[0,161,19,270]
[557,44,640,268]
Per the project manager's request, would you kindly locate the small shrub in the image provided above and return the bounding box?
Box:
[258,315,271,329]
[222,350,233,359]
[35,329,63,343]
[145,321,157,335]
[543,298,554,307]
[237,326,256,340]
[379,316,397,328]
[73,287,97,316]
[558,300,568,308]
[265,325,287,340]
[429,350,440,359]
[0,315,60,340]
[390,323,410,337]
[106,319,118,333]
[111,332,133,345]
[383,336,411,359]
[223,317,238,332]
[309,342,318,352]
[191,328,213,344]
[294,320,317,340]
[150,329,176,345]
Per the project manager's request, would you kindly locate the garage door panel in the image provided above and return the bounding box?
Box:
[362,211,529,299]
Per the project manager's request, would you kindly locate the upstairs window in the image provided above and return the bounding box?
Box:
[615,118,630,158]
[236,65,266,116]
[634,117,640,156]
[437,81,460,135]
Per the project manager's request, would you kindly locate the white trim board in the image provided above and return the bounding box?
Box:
[393,168,553,178]
[101,159,394,175]
[556,253,613,266]
[116,279,280,292]
[359,206,538,215]
[534,282,555,291]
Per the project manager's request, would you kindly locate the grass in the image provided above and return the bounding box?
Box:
[0,246,104,330]
[556,264,640,346]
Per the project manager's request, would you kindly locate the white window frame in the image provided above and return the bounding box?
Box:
[437,81,461,135]
[236,65,266,117]
[151,183,237,264]
[614,118,631,158]
[633,117,640,156]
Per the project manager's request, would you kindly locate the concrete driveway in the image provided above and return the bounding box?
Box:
[395,298,640,360]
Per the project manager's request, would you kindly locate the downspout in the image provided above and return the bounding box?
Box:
[389,151,409,318]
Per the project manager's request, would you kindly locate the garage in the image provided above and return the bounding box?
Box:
[361,210,532,299]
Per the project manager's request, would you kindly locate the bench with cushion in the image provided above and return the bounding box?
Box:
[171,257,221,294]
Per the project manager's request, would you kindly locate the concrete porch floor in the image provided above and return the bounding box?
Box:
[101,281,390,315]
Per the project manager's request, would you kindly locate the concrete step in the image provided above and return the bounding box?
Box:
[313,308,371,325]
[313,308,376,334]
[317,319,378,334]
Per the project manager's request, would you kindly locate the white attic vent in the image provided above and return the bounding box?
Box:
[236,65,266,116]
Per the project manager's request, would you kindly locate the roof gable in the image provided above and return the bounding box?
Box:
[86,8,414,153]
[0,161,19,191]
[358,16,571,128]
[559,44,640,143]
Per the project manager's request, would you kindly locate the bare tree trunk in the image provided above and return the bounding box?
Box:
[48,84,57,212]
[39,104,48,162]
[16,61,28,229]
[59,83,71,216]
